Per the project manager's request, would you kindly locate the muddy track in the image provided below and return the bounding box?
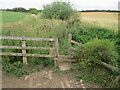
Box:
[2,68,100,88]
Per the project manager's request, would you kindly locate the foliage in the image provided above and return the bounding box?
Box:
[69,24,119,68]
[72,25,118,44]
[12,7,27,12]
[75,65,119,88]
[29,8,39,15]
[42,1,76,20]
[1,7,28,12]
[66,12,81,28]
[2,56,54,77]
[74,39,119,88]
[76,39,118,67]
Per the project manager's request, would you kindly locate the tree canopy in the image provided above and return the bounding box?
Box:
[12,7,27,12]
[42,1,76,20]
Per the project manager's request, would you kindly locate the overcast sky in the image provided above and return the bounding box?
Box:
[0,0,119,10]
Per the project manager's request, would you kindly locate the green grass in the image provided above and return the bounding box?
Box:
[75,65,119,88]
[2,11,28,23]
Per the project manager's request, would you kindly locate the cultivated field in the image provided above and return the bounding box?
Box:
[81,12,118,31]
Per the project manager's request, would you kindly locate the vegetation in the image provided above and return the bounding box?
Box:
[42,1,76,20]
[12,7,27,12]
[1,7,28,12]
[2,11,28,23]
[75,64,119,88]
[75,39,119,87]
[1,2,119,88]
[76,39,118,67]
[29,8,39,15]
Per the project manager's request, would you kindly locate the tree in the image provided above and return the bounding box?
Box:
[29,8,39,15]
[12,7,27,12]
[42,1,76,20]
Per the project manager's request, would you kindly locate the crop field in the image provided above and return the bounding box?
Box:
[2,11,119,88]
[2,11,28,23]
[81,12,118,31]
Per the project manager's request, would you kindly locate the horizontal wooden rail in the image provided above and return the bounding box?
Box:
[0,36,55,41]
[54,58,76,62]
[70,47,77,51]
[0,52,52,57]
[0,46,54,50]
[58,55,73,58]
[0,36,59,65]
[100,61,120,73]
[71,52,77,56]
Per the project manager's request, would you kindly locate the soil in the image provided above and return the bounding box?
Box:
[2,67,100,88]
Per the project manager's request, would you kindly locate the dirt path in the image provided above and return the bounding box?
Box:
[2,68,100,88]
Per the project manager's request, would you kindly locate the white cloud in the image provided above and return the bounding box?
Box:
[0,0,119,10]
[70,0,119,10]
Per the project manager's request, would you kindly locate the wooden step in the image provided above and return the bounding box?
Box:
[54,58,76,62]
[58,62,72,71]
[58,55,73,58]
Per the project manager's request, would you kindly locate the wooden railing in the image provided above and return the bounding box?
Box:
[1,34,120,75]
[0,36,59,65]
[99,61,120,73]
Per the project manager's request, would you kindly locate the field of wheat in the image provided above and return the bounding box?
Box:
[81,12,118,31]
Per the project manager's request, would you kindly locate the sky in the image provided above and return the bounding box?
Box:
[0,0,119,11]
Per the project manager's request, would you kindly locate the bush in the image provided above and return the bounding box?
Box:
[29,8,38,15]
[75,39,119,88]
[76,39,118,67]
[42,1,76,20]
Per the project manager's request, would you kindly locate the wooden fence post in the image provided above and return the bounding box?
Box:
[21,38,27,64]
[53,37,59,67]
[50,48,54,58]
[68,33,72,55]
[55,37,59,56]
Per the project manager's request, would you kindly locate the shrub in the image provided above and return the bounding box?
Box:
[29,8,38,15]
[42,1,76,20]
[76,39,118,67]
[75,39,119,88]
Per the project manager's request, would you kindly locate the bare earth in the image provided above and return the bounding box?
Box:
[2,68,100,88]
